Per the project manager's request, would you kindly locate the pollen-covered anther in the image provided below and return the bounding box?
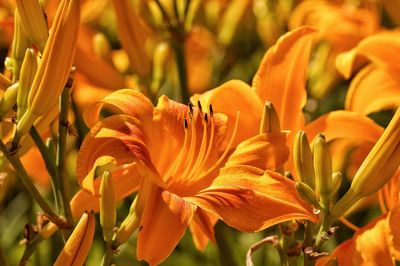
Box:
[204,113,208,123]
[209,104,214,117]
[197,100,203,113]
[183,118,188,129]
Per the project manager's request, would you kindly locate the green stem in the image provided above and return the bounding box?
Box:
[314,208,331,250]
[304,221,314,266]
[172,37,189,103]
[100,242,114,266]
[29,126,60,210]
[70,93,88,148]
[56,85,73,228]
[20,234,45,266]
[0,241,8,266]
[0,139,70,229]
[215,222,241,266]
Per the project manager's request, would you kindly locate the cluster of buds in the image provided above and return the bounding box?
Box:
[294,131,342,211]
[15,0,80,143]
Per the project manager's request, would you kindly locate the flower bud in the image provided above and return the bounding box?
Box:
[296,182,320,207]
[17,49,38,120]
[260,101,281,134]
[294,130,315,189]
[331,171,343,197]
[115,197,140,245]
[151,42,169,95]
[15,0,48,52]
[0,83,19,118]
[332,108,400,218]
[16,0,80,137]
[54,211,95,266]
[11,10,31,82]
[93,33,112,62]
[313,134,332,208]
[100,171,116,242]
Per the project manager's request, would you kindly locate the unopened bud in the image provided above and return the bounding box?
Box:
[17,49,38,120]
[332,108,400,218]
[331,172,343,197]
[151,42,169,95]
[54,211,95,266]
[296,182,319,207]
[100,171,116,242]
[17,0,80,137]
[313,134,332,208]
[294,131,315,188]
[116,197,140,245]
[11,10,31,82]
[260,101,281,134]
[0,83,19,118]
[93,33,112,62]
[15,0,48,52]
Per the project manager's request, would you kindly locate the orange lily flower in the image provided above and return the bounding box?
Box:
[289,0,379,98]
[72,89,317,265]
[192,26,383,176]
[336,30,400,115]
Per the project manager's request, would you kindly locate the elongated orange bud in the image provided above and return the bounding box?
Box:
[260,101,281,134]
[100,171,116,242]
[332,108,400,218]
[112,0,154,76]
[17,49,38,119]
[54,211,95,266]
[313,134,332,209]
[15,0,48,52]
[17,0,80,136]
[294,130,315,189]
[11,10,31,82]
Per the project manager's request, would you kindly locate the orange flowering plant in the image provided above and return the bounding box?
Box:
[0,0,399,266]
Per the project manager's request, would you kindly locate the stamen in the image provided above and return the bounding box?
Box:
[188,103,194,117]
[204,113,208,123]
[165,119,190,177]
[197,111,240,180]
[209,104,213,117]
[197,100,203,112]
[378,190,387,213]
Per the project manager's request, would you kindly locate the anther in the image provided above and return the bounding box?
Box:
[197,100,203,112]
[204,113,208,123]
[209,104,213,117]
[184,118,188,129]
[188,102,194,114]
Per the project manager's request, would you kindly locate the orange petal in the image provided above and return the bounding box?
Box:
[389,204,400,259]
[304,110,383,143]
[83,89,153,130]
[77,114,161,195]
[192,80,263,148]
[188,209,217,251]
[345,64,400,114]
[225,132,289,170]
[317,210,397,265]
[253,26,317,132]
[316,239,363,266]
[71,163,141,218]
[336,31,400,79]
[355,213,395,265]
[187,167,317,232]
[137,187,196,265]
[112,0,154,76]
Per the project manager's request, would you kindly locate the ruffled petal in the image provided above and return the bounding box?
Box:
[188,209,217,251]
[137,187,196,265]
[345,64,400,114]
[304,110,383,143]
[316,239,363,266]
[192,80,263,148]
[70,163,141,217]
[253,26,316,132]
[187,167,317,232]
[336,31,400,79]
[83,89,153,130]
[225,132,289,170]
[77,114,161,195]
